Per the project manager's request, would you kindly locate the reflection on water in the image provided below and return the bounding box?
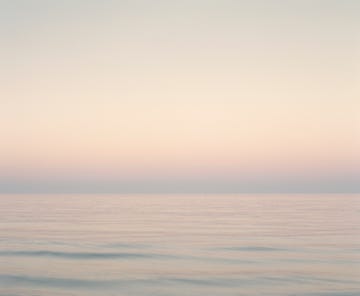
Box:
[0,194,359,296]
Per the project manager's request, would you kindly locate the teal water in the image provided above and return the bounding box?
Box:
[0,194,359,296]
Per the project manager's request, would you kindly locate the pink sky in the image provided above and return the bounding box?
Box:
[1,1,359,192]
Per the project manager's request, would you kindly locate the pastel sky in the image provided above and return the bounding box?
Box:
[1,0,359,193]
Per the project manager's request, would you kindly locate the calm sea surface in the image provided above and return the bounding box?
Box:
[0,194,359,296]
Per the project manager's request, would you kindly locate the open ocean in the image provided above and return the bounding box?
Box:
[0,194,359,296]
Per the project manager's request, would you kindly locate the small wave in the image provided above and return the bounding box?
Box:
[0,250,168,260]
[0,274,268,289]
[1,274,357,291]
[0,274,124,289]
[220,246,287,252]
[0,274,247,289]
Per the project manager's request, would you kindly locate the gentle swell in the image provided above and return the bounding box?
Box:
[0,250,254,263]
[0,274,358,290]
[0,274,124,289]
[0,250,168,260]
[220,246,287,252]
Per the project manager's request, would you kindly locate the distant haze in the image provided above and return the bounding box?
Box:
[1,0,359,193]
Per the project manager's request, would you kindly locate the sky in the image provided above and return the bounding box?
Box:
[0,0,359,193]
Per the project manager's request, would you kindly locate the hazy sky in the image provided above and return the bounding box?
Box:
[1,0,359,193]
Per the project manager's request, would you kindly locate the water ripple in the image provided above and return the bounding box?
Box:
[0,250,168,260]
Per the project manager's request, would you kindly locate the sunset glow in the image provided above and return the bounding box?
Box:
[1,0,359,192]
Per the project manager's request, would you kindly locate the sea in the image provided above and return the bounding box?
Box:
[0,194,359,296]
